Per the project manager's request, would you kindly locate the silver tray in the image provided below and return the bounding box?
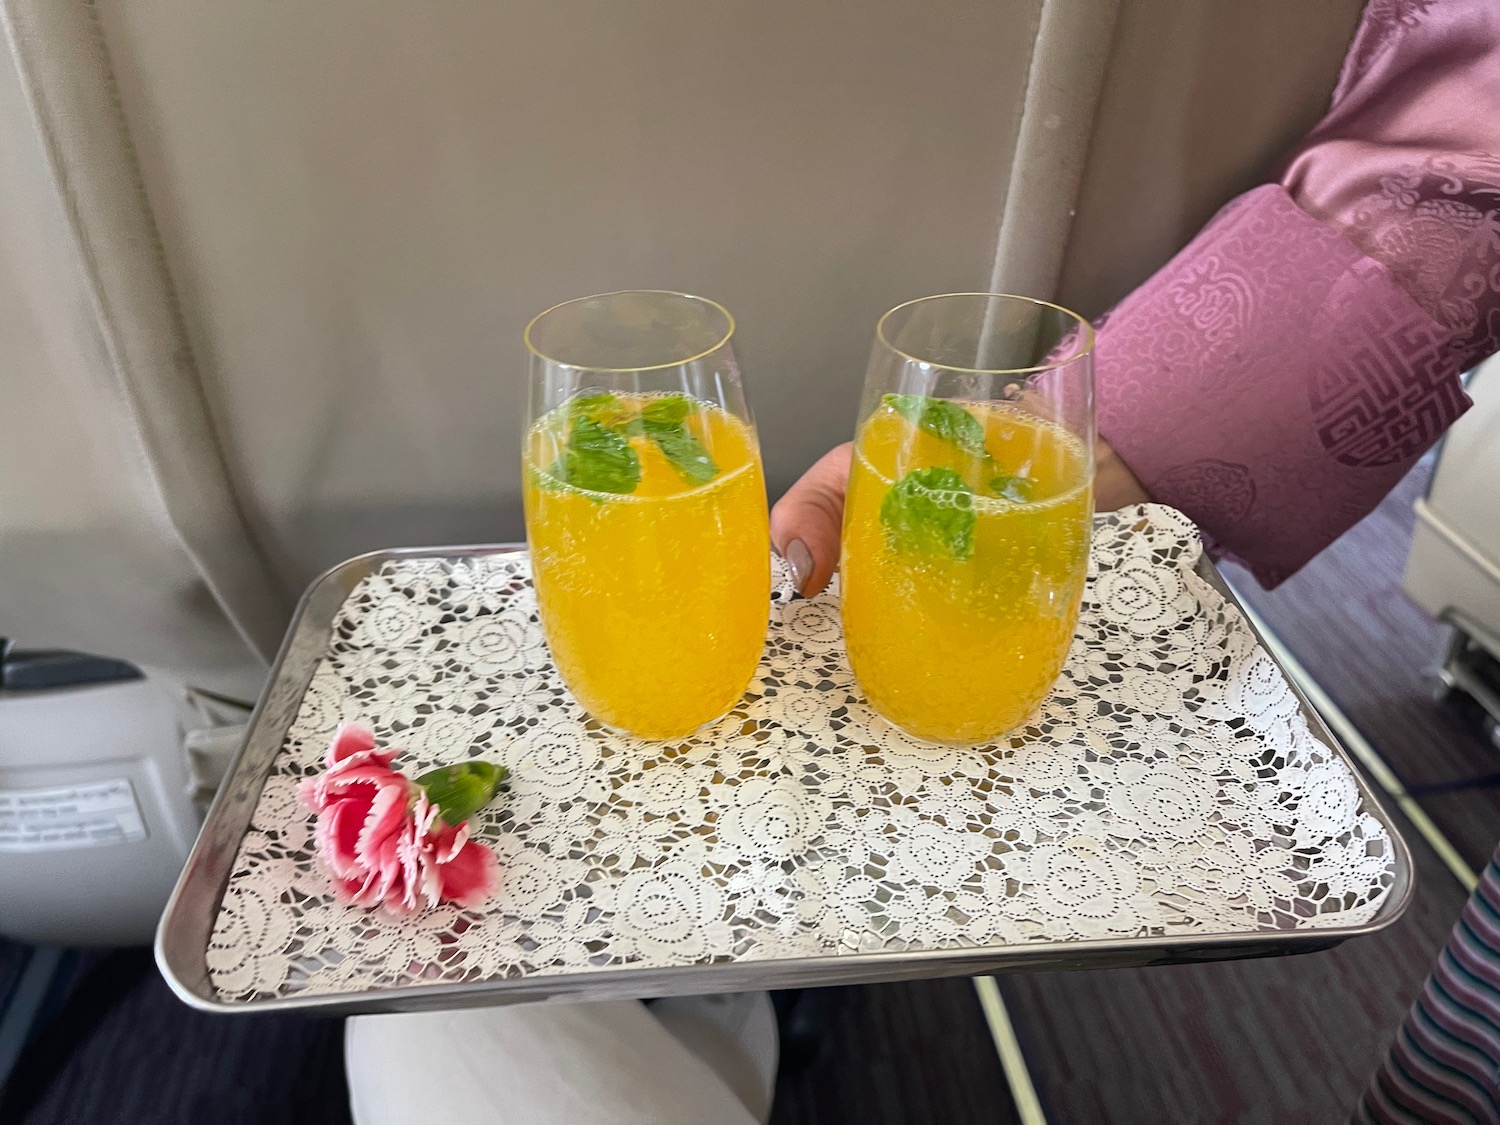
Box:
[156,544,1414,1015]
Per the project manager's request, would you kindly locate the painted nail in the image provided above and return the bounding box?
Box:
[785,539,813,596]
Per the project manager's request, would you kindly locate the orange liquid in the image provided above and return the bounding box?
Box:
[841,401,1092,743]
[523,396,770,738]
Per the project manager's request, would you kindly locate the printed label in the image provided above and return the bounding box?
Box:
[0,778,148,852]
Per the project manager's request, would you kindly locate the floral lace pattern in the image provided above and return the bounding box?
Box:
[207,506,1396,1003]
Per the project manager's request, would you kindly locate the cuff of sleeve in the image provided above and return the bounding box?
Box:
[1095,184,1472,587]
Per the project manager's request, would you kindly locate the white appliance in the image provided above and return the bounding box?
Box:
[0,651,247,946]
[1404,355,1500,743]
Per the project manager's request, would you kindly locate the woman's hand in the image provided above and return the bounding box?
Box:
[769,438,1150,597]
[769,443,851,598]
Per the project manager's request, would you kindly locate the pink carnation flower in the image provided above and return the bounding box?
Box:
[299,723,499,913]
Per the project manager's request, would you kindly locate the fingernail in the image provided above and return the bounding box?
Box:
[785,539,813,596]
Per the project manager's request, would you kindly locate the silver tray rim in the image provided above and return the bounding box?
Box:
[155,538,1416,1015]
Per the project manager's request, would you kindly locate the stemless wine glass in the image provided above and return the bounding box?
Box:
[522,290,770,740]
[841,293,1095,744]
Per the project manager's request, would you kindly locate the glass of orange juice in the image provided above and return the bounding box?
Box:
[522,291,770,739]
[841,293,1095,744]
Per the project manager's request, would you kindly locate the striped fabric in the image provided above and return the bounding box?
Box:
[1358,851,1500,1124]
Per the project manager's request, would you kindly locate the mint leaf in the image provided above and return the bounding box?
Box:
[989,474,1035,504]
[882,396,1037,506]
[640,394,692,427]
[555,416,641,494]
[415,761,508,826]
[647,423,718,484]
[638,395,718,485]
[883,394,988,457]
[568,392,631,428]
[880,467,976,559]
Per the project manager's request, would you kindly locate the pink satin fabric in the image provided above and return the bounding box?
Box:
[1095,186,1464,587]
[1097,0,1498,586]
[1282,0,1500,372]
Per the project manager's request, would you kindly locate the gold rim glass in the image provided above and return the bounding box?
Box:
[521,291,769,740]
[841,293,1096,744]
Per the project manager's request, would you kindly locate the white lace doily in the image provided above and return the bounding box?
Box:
[207,505,1396,1002]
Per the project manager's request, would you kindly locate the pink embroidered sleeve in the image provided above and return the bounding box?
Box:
[1095,0,1499,587]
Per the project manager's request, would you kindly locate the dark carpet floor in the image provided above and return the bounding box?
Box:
[0,938,26,1010]
[0,949,350,1125]
[770,978,1018,1125]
